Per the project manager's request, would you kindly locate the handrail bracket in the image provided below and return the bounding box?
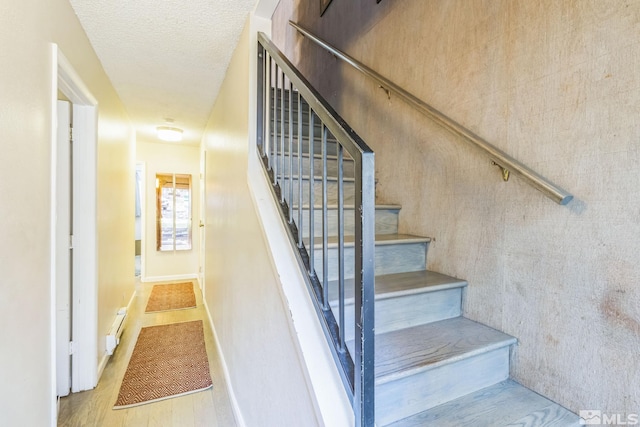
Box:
[492,161,511,182]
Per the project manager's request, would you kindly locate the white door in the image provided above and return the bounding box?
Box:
[55,100,72,397]
[198,150,206,292]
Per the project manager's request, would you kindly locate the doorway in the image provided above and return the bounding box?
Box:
[55,99,72,398]
[52,45,99,409]
[135,163,144,278]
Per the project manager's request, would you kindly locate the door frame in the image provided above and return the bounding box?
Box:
[136,162,146,279]
[50,44,99,412]
[54,100,72,399]
[198,148,206,294]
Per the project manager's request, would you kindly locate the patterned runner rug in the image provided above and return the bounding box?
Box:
[145,282,196,313]
[114,320,213,409]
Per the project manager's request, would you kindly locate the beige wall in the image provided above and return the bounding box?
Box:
[202,18,321,426]
[0,0,134,424]
[273,0,640,414]
[136,140,200,280]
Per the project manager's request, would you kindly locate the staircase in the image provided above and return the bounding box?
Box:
[280,108,578,427]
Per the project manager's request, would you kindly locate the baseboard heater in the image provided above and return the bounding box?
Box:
[105,307,127,355]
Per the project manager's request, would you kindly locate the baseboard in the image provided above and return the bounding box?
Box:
[97,290,136,381]
[97,353,109,383]
[141,273,198,283]
[203,300,247,427]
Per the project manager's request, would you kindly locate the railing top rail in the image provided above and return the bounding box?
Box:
[289,21,573,206]
[258,32,373,163]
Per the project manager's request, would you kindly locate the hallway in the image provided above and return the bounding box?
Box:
[58,280,238,427]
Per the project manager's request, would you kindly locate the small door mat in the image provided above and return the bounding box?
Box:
[114,320,213,409]
[145,282,196,313]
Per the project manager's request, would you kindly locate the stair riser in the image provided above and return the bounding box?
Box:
[293,208,399,238]
[282,154,355,178]
[270,92,345,129]
[269,137,339,156]
[269,104,311,117]
[377,347,511,426]
[271,120,326,136]
[269,91,308,109]
[282,177,355,206]
[336,287,463,342]
[313,242,428,282]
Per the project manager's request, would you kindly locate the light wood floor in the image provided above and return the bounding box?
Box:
[58,279,238,427]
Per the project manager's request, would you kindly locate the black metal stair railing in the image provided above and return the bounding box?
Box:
[256,32,376,427]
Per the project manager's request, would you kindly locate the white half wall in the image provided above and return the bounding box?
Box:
[200,13,353,426]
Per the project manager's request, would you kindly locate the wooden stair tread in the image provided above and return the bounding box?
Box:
[386,380,580,427]
[373,271,467,299]
[312,233,431,249]
[328,270,467,304]
[373,317,517,384]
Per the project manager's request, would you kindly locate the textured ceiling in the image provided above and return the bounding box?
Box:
[69,0,257,145]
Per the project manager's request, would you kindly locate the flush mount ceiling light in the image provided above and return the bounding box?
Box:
[156,125,183,142]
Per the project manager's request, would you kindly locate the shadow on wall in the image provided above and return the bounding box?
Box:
[287,0,400,99]
[277,0,475,208]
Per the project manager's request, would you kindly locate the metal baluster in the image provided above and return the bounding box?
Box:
[264,52,270,160]
[288,82,294,221]
[355,151,376,427]
[260,51,265,157]
[297,93,303,248]
[256,47,261,153]
[272,65,278,185]
[256,46,263,156]
[280,73,286,201]
[322,125,329,310]
[338,143,345,350]
[266,56,272,167]
[308,108,315,276]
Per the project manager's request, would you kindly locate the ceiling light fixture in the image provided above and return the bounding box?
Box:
[156,125,183,142]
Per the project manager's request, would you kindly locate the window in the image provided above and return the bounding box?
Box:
[156,173,192,251]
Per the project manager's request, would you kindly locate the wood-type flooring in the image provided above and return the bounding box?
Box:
[58,279,237,427]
